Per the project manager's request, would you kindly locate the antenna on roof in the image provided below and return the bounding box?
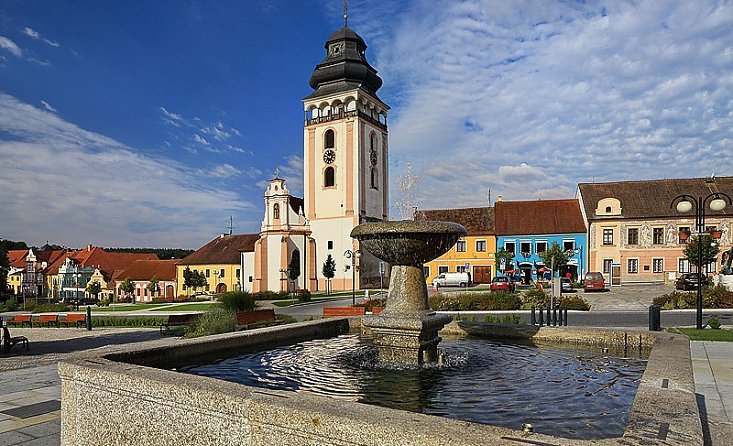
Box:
[344,0,348,27]
[227,216,234,235]
[487,188,491,206]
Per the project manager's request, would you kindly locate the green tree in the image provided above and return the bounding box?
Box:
[183,266,197,295]
[539,242,569,277]
[119,278,135,303]
[684,234,720,271]
[494,248,514,273]
[146,276,160,297]
[322,254,336,295]
[86,280,102,301]
[0,246,9,293]
[288,255,300,283]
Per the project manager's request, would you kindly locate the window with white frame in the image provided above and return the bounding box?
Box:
[563,240,575,251]
[678,258,690,273]
[504,241,515,254]
[520,241,531,255]
[535,241,547,253]
[652,227,664,245]
[476,240,486,252]
[602,229,614,245]
[627,228,639,245]
[456,240,466,252]
[652,258,664,273]
[627,258,639,273]
[603,259,613,274]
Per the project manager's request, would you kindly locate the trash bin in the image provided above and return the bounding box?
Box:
[649,304,661,331]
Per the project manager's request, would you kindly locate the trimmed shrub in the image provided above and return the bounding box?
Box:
[521,288,550,309]
[91,316,167,327]
[652,286,733,309]
[429,292,522,311]
[708,316,722,330]
[250,290,290,301]
[559,295,591,311]
[356,298,387,312]
[295,289,311,303]
[218,291,258,313]
[185,308,236,338]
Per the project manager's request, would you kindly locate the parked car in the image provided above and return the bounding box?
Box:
[583,272,605,292]
[675,273,710,291]
[489,276,515,292]
[432,272,471,288]
[560,277,574,292]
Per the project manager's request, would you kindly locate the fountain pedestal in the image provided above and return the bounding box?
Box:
[352,221,466,366]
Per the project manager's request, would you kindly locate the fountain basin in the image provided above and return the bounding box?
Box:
[58,321,703,446]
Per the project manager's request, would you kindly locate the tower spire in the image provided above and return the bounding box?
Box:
[344,0,348,27]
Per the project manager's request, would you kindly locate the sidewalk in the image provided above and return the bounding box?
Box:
[691,341,733,446]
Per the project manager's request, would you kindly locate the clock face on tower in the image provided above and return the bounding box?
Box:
[323,149,336,164]
[370,148,378,166]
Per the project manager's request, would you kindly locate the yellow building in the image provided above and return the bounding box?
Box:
[176,234,260,297]
[416,208,496,285]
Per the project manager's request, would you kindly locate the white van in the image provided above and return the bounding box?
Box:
[432,272,471,288]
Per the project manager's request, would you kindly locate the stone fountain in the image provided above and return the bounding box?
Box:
[351,220,467,365]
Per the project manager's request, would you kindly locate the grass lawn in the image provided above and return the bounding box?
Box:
[150,302,217,312]
[667,327,733,341]
[271,294,366,307]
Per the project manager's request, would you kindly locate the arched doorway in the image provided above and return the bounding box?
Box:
[519,262,533,285]
[216,283,227,294]
[166,285,174,302]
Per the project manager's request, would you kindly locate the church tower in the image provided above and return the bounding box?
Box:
[303,26,389,291]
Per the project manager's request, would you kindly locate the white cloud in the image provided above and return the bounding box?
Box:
[0,36,22,57]
[201,121,232,141]
[40,100,56,113]
[193,133,209,145]
[23,27,39,39]
[159,106,183,126]
[0,93,254,248]
[209,163,241,178]
[22,27,59,47]
[256,155,304,197]
[355,0,733,209]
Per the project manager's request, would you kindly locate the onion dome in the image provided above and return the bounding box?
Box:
[305,26,383,100]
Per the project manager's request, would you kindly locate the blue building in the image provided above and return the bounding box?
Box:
[494,198,587,283]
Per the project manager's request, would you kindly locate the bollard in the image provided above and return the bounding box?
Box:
[86,306,92,331]
[648,304,661,331]
[563,308,568,326]
[546,307,551,326]
[531,307,536,325]
[552,306,557,326]
[538,307,544,326]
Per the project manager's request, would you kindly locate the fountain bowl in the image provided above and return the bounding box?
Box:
[350,220,466,266]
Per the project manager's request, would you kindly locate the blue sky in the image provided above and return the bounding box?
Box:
[1,1,732,249]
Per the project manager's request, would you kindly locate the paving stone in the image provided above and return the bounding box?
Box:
[17,420,60,439]
[0,429,34,445]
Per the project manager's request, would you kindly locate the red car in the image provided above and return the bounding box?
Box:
[490,276,515,292]
[583,272,605,292]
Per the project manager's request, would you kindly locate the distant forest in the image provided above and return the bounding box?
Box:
[104,247,194,260]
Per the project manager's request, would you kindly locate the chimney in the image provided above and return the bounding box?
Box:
[497,195,503,202]
[87,244,92,251]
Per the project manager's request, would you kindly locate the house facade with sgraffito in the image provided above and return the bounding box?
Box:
[577,177,733,285]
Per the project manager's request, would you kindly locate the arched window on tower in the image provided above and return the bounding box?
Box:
[370,132,377,151]
[370,167,378,190]
[273,203,280,220]
[324,166,335,187]
[325,129,335,149]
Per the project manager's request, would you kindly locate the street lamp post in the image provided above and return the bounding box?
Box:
[344,249,362,306]
[671,192,731,329]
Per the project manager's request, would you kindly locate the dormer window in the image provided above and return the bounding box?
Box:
[605,206,612,213]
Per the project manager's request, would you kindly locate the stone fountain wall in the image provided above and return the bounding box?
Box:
[59,320,702,446]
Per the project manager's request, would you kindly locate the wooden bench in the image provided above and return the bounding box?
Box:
[6,314,32,328]
[322,306,366,318]
[60,313,87,328]
[235,309,283,330]
[160,314,199,334]
[3,326,29,354]
[33,314,59,328]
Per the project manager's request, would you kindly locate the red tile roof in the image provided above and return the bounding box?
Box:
[494,199,586,235]
[415,207,494,235]
[179,234,260,265]
[67,246,158,283]
[116,260,179,282]
[7,250,28,268]
[578,176,733,220]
